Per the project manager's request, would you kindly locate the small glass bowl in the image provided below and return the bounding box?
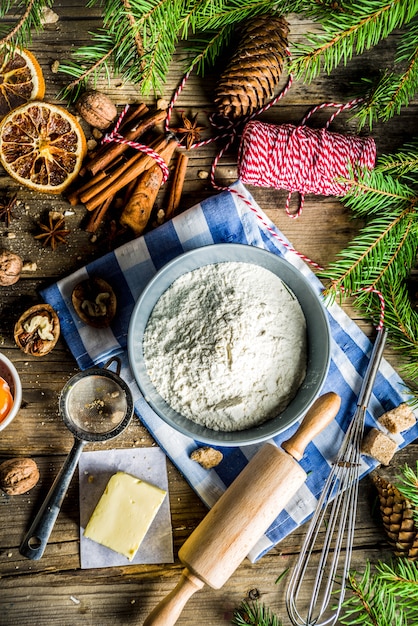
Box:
[0,352,22,432]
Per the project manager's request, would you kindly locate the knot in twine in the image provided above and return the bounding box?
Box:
[103,104,170,183]
[237,119,376,217]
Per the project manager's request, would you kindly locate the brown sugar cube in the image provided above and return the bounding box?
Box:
[190,446,223,469]
[378,403,416,434]
[361,428,398,466]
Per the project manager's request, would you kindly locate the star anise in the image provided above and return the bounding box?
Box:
[35,213,70,250]
[172,112,206,150]
[0,193,18,227]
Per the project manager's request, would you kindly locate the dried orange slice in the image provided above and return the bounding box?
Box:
[0,47,45,118]
[0,101,86,193]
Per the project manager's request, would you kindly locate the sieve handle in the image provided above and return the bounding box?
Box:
[19,438,85,560]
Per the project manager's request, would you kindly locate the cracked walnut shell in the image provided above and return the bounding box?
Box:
[14,303,60,356]
[71,277,116,328]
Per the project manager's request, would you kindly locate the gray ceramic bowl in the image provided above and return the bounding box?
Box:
[128,243,330,446]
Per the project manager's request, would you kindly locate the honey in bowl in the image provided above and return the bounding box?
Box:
[0,376,13,423]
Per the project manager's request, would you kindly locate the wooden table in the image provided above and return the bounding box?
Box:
[0,4,416,625]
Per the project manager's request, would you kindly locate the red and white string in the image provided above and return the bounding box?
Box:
[336,286,386,330]
[102,105,171,183]
[237,112,376,218]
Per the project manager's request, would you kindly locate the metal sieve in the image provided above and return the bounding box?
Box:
[20,357,134,560]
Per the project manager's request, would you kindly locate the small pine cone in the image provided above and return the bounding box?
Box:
[371,472,418,560]
[214,15,289,119]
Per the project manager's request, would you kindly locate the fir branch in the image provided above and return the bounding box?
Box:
[376,138,418,179]
[183,26,236,76]
[341,169,415,216]
[397,462,418,525]
[341,558,418,626]
[355,31,418,130]
[321,209,417,294]
[380,21,418,121]
[231,599,282,626]
[59,31,117,101]
[290,0,418,82]
[341,562,397,626]
[289,1,418,126]
[381,281,418,352]
[191,0,303,31]
[58,0,306,99]
[319,142,418,396]
[0,0,53,49]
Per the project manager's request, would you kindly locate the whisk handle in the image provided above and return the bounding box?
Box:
[282,392,341,461]
[357,328,388,409]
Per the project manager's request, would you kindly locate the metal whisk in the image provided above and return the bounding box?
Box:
[286,327,388,626]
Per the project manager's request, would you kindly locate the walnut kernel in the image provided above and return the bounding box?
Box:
[71,277,116,328]
[14,304,60,356]
[0,458,40,495]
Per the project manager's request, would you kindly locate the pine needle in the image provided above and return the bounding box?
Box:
[289,0,418,126]
[231,600,282,626]
[341,559,418,626]
[0,0,54,48]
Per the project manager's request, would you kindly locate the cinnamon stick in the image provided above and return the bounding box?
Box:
[67,170,108,206]
[118,102,149,131]
[81,103,149,171]
[165,152,189,220]
[120,140,178,237]
[80,136,163,207]
[119,165,163,237]
[84,136,177,212]
[85,196,114,233]
[86,108,168,176]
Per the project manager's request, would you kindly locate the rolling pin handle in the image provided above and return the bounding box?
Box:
[142,567,204,626]
[282,392,341,461]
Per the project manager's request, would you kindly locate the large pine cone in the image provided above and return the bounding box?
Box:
[372,472,418,560]
[214,15,289,119]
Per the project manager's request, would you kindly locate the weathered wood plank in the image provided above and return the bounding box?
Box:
[0,5,416,626]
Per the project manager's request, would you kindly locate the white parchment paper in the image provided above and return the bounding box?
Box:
[79,447,173,568]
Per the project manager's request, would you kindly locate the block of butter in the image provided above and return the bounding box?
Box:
[84,471,167,561]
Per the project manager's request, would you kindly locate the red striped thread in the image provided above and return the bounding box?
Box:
[237,119,376,218]
[335,285,385,330]
[103,105,170,182]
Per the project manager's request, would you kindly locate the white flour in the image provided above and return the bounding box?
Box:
[143,261,307,431]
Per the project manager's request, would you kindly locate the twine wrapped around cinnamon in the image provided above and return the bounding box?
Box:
[69,102,188,235]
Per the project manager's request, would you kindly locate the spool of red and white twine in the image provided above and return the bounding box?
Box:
[237,115,376,218]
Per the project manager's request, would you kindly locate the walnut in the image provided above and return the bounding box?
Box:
[0,458,40,495]
[75,90,118,130]
[190,446,223,469]
[14,303,60,356]
[71,277,117,328]
[0,249,22,286]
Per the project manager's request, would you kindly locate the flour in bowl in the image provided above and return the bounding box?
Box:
[143,261,307,431]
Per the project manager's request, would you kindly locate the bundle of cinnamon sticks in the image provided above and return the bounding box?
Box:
[68,102,189,237]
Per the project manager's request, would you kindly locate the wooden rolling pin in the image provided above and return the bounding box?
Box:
[143,391,341,625]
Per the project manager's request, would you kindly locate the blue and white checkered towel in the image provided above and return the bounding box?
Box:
[41,181,418,562]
